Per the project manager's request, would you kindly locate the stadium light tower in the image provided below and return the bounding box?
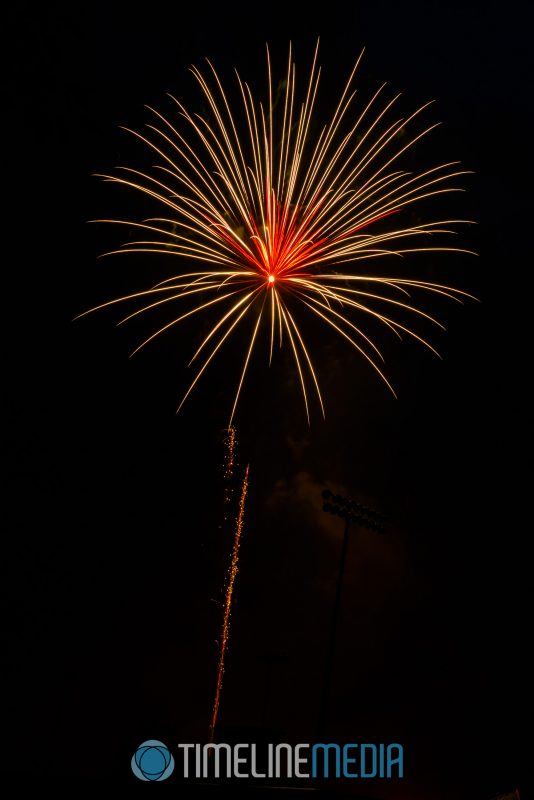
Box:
[317,489,387,738]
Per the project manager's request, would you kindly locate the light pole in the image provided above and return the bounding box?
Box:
[317,489,387,739]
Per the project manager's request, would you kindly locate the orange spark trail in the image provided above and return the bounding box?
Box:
[209,461,249,741]
[224,426,236,482]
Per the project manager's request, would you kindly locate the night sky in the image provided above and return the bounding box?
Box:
[3,2,531,797]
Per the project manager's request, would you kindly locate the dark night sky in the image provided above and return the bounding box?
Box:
[3,2,531,797]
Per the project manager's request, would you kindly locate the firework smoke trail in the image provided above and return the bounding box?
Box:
[209,457,249,741]
[80,42,476,424]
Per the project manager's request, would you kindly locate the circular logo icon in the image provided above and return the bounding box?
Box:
[131,740,175,781]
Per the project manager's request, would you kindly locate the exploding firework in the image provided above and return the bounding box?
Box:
[81,42,475,423]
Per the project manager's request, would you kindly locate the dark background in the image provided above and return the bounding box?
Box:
[3,2,530,797]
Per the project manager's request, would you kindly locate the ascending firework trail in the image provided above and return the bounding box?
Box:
[210,427,248,740]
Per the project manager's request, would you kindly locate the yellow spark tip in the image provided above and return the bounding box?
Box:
[268,274,275,284]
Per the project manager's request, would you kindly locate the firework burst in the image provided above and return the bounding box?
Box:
[82,42,475,423]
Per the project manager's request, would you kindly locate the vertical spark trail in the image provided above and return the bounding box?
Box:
[224,426,236,483]
[209,461,250,741]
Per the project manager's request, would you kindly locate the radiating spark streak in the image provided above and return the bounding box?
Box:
[319,281,460,319]
[188,290,259,364]
[74,282,218,319]
[275,44,293,198]
[147,270,254,288]
[298,296,398,397]
[318,274,477,300]
[83,44,475,420]
[319,166,471,238]
[144,104,228,201]
[290,279,392,354]
[280,298,326,418]
[320,244,476,271]
[326,112,439,214]
[316,283,447,329]
[297,282,402,344]
[116,283,225,326]
[99,246,242,268]
[229,299,266,426]
[299,286,445,359]
[296,52,367,203]
[269,285,276,365]
[278,300,312,423]
[176,298,257,414]
[100,168,252,254]
[386,279,475,302]
[299,93,406,228]
[130,290,246,357]
[274,286,284,348]
[209,459,249,742]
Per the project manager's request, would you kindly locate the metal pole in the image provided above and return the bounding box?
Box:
[317,514,351,739]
